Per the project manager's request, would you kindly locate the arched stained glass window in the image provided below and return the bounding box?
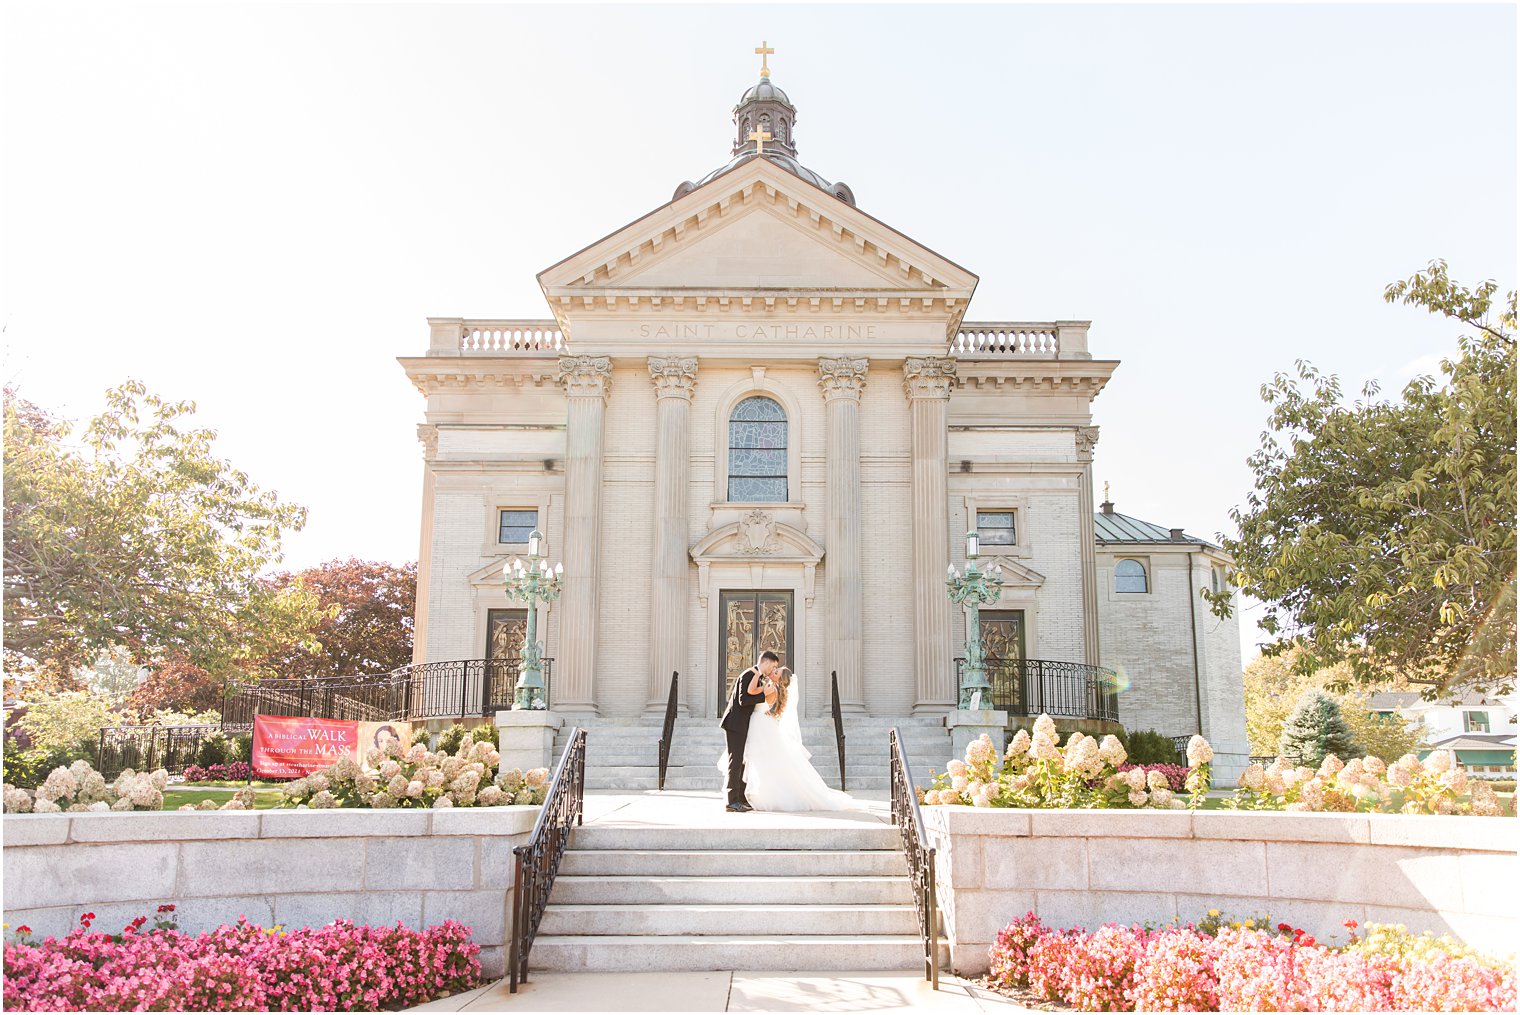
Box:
[1115,558,1148,594]
[728,396,787,502]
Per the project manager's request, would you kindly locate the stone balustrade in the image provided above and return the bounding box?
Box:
[423,318,1092,360]
[922,807,1517,976]
[427,318,565,355]
[1,807,538,978]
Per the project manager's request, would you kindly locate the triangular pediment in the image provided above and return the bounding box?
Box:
[538,158,978,299]
[988,556,1046,588]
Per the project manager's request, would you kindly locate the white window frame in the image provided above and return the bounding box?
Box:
[712,374,804,508]
[960,495,1032,559]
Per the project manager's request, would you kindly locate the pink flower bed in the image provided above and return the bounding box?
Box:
[182,763,253,783]
[3,908,481,1011]
[988,912,1516,1012]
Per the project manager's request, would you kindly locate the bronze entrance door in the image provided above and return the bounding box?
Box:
[980,610,1027,714]
[718,590,793,717]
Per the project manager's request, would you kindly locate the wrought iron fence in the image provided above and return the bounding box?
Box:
[221,658,553,727]
[955,657,1120,723]
[509,726,586,993]
[1171,735,1194,762]
[96,724,251,778]
[889,727,939,990]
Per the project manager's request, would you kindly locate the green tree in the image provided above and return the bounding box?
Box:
[75,646,149,708]
[3,382,325,679]
[255,559,416,678]
[1279,692,1359,768]
[1244,648,1426,762]
[1209,262,1516,693]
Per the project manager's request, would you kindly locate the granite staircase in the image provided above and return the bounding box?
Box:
[549,715,951,792]
[531,819,938,971]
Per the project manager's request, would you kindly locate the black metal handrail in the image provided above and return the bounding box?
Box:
[657,671,679,791]
[889,727,939,990]
[509,725,586,994]
[830,670,847,792]
[954,657,1120,722]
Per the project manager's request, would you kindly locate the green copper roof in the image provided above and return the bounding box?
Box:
[1094,509,1219,549]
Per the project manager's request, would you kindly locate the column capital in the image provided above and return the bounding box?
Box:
[817,356,869,402]
[558,356,613,400]
[1075,425,1100,460]
[416,423,439,459]
[647,356,698,401]
[903,356,958,400]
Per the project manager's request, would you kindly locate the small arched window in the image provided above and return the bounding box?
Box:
[1115,558,1148,594]
[728,396,787,502]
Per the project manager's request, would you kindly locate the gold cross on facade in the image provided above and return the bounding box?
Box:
[755,40,774,78]
[748,125,772,155]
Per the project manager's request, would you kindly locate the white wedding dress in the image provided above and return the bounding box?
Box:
[716,687,867,813]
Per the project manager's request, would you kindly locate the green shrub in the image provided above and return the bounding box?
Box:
[1125,728,1181,765]
[2,739,93,789]
[232,732,253,762]
[470,724,499,748]
[195,731,232,768]
[436,723,468,757]
[411,726,432,748]
[1483,778,1515,793]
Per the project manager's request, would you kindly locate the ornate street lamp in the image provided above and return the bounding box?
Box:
[947,529,1004,710]
[501,530,563,710]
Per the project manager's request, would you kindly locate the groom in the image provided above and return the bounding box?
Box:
[719,650,780,812]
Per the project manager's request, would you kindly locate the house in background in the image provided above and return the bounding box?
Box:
[1369,690,1518,779]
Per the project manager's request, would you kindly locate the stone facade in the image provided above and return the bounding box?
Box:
[923,806,1517,976]
[1,808,537,978]
[398,75,1249,758]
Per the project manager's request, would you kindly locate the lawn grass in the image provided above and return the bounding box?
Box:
[161,787,284,810]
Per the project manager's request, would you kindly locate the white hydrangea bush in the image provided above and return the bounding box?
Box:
[3,759,174,813]
[919,714,1215,810]
[1232,750,1504,816]
[278,735,549,809]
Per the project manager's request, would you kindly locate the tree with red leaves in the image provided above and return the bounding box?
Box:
[256,559,417,678]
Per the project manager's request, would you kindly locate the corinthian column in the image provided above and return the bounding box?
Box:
[413,424,439,665]
[646,356,697,712]
[818,356,868,713]
[904,358,957,711]
[1076,425,1101,666]
[556,356,613,714]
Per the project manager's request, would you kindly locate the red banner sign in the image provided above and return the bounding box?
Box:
[252,714,412,779]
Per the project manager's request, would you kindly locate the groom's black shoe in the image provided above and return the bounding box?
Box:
[726,802,753,813]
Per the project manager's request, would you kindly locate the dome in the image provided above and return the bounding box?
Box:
[738,77,792,107]
[674,150,855,206]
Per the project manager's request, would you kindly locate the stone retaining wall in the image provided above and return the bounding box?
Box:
[2,807,538,977]
[922,807,1517,975]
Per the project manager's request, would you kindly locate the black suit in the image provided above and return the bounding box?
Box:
[719,666,767,806]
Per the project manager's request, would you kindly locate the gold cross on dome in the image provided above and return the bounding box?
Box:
[755,40,774,78]
[748,125,772,156]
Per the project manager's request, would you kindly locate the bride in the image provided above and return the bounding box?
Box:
[717,667,867,812]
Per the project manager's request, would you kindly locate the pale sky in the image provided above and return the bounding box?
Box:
[2,2,1515,667]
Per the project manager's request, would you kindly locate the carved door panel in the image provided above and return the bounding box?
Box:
[718,590,793,716]
[980,610,1026,714]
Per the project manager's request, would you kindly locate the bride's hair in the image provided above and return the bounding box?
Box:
[771,668,792,718]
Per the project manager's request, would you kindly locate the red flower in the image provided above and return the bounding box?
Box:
[1278,922,1292,932]
[16,925,30,935]
[1301,935,1316,947]
[1343,918,1359,930]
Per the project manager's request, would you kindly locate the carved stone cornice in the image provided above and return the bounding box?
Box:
[558,356,613,400]
[816,356,869,402]
[1075,425,1100,460]
[647,356,698,401]
[903,356,957,400]
[416,423,439,459]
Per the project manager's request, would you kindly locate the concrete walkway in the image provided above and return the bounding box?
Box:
[410,971,1030,1012]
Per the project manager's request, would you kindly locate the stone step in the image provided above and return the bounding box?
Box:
[538,903,919,937]
[569,825,900,852]
[549,875,914,906]
[559,848,907,878]
[528,934,939,972]
[581,776,896,792]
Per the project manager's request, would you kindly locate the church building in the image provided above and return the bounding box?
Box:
[400,54,1250,781]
